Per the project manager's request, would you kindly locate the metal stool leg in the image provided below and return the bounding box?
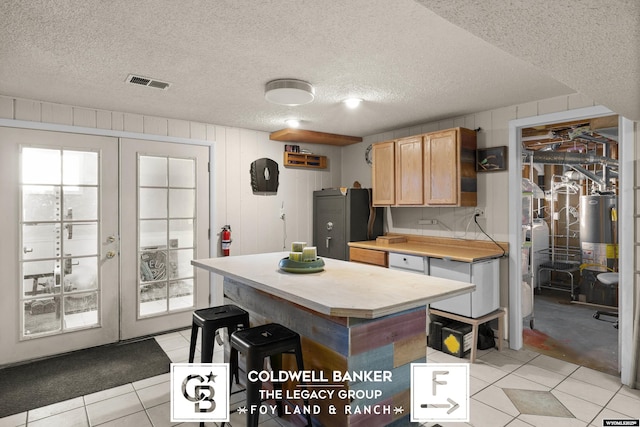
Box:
[188,322,199,363]
[294,342,313,427]
[245,352,263,427]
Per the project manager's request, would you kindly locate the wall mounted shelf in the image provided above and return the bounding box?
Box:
[283,152,327,169]
[271,128,362,146]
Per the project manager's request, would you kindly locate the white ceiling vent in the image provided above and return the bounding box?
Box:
[126,74,171,90]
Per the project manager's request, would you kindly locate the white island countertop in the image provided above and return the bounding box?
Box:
[192,252,475,319]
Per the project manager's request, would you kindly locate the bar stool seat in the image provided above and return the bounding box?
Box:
[593,272,619,329]
[226,323,312,427]
[188,304,250,364]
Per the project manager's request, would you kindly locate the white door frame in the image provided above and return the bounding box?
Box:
[0,118,217,343]
[507,105,635,385]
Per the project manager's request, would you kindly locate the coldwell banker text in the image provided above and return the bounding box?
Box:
[247,369,393,383]
[248,369,393,416]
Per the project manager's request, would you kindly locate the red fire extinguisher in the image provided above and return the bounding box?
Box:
[221,225,232,256]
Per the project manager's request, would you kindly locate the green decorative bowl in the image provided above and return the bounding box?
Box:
[278,257,325,274]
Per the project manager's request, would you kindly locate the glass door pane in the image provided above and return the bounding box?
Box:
[20,147,100,338]
[138,155,196,317]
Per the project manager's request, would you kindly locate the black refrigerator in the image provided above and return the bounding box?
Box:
[313,188,384,260]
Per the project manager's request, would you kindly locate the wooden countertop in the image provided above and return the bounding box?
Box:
[348,234,507,262]
[192,252,475,319]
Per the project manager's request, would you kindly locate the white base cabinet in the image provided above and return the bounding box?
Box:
[429,258,499,318]
[387,251,500,319]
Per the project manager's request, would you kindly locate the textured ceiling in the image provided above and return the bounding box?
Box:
[0,1,636,138]
[415,0,640,124]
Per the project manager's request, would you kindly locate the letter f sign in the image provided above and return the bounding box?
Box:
[432,370,449,395]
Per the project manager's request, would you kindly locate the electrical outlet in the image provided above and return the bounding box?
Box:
[418,219,438,225]
[474,208,485,217]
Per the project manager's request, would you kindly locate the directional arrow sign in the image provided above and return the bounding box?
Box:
[421,398,460,414]
[411,363,469,422]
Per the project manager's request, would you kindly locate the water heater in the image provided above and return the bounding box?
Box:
[580,194,617,271]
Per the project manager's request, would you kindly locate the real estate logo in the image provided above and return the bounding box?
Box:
[410,363,469,423]
[170,363,229,422]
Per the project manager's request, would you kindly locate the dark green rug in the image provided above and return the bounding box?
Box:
[0,338,171,418]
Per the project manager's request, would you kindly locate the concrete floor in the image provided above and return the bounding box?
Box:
[524,289,618,376]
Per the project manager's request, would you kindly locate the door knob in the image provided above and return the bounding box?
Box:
[106,250,117,259]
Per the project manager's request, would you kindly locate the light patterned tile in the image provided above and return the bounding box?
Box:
[500,347,539,364]
[145,402,180,427]
[505,419,534,427]
[154,332,186,343]
[589,408,633,427]
[528,355,578,377]
[86,391,144,426]
[133,373,170,390]
[605,392,640,418]
[84,383,135,405]
[517,413,588,427]
[469,361,509,384]
[0,412,26,427]
[468,398,515,427]
[503,389,572,418]
[493,373,550,392]
[27,407,88,427]
[474,385,519,416]
[551,389,602,423]
[94,410,152,427]
[477,351,525,373]
[427,350,470,364]
[256,417,282,426]
[28,397,84,421]
[555,377,616,407]
[177,328,194,341]
[136,382,170,409]
[618,385,640,401]
[512,364,566,388]
[470,375,491,396]
[156,335,191,353]
[164,347,190,363]
[569,366,621,392]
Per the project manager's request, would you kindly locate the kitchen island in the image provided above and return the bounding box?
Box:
[192,252,475,426]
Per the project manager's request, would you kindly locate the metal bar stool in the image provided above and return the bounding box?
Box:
[188,304,250,364]
[225,323,312,427]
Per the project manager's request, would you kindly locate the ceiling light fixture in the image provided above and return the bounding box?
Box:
[343,98,363,109]
[285,119,300,128]
[265,79,315,106]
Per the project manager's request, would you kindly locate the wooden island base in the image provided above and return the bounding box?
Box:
[224,277,426,427]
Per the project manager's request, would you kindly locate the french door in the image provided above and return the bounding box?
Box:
[119,138,210,340]
[0,128,209,365]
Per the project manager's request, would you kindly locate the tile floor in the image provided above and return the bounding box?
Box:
[1,328,638,427]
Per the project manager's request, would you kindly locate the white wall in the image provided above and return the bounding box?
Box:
[211,126,342,257]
